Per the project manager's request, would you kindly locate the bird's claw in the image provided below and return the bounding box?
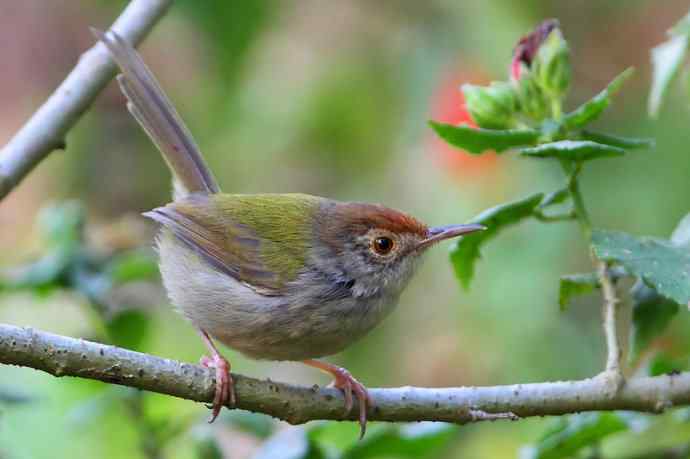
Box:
[329,367,374,439]
[200,353,235,422]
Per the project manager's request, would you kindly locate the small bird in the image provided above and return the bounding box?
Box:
[93,29,484,437]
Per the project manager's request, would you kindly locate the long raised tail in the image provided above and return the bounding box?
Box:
[91,28,219,197]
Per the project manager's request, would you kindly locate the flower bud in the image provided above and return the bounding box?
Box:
[514,71,550,121]
[532,28,571,99]
[461,81,518,129]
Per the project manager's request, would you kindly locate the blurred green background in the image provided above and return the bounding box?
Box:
[1,1,690,458]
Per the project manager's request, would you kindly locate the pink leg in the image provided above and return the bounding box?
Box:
[197,328,234,423]
[303,359,374,439]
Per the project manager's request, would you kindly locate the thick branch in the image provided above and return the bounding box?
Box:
[0,0,172,200]
[1,324,688,425]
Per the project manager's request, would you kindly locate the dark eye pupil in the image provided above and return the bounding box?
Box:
[374,237,393,254]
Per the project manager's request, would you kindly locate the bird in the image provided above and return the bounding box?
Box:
[92,28,484,438]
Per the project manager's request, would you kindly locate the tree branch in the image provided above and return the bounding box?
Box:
[1,323,688,426]
[0,0,172,200]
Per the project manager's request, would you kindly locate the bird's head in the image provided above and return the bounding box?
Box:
[312,202,485,298]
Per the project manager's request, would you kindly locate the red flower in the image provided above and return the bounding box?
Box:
[428,65,499,178]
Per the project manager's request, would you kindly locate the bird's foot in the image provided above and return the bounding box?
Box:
[200,353,235,422]
[303,360,373,439]
[196,328,236,423]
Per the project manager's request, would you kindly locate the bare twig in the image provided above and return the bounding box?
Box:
[1,324,688,426]
[598,260,623,374]
[0,0,172,200]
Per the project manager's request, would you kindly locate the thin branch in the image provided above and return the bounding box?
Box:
[598,260,622,374]
[0,0,172,200]
[1,324,688,426]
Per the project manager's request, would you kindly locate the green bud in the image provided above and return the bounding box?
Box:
[462,81,518,129]
[514,71,551,121]
[532,28,571,99]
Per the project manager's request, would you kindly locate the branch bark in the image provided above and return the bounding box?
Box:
[1,323,687,426]
[0,0,172,200]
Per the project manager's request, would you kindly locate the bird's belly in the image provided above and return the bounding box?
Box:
[157,231,397,361]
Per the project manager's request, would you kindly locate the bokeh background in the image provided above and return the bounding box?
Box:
[2,1,690,458]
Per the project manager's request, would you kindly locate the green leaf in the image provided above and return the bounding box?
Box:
[580,130,655,150]
[254,428,325,459]
[670,12,690,36]
[0,386,33,405]
[522,413,629,459]
[519,140,625,162]
[451,193,543,289]
[8,249,75,290]
[563,68,634,129]
[223,411,274,439]
[648,351,687,377]
[630,281,679,360]
[592,230,690,306]
[193,428,224,459]
[107,251,159,285]
[37,201,85,247]
[671,213,690,248]
[539,188,569,209]
[649,34,688,118]
[341,423,457,459]
[429,121,539,154]
[559,273,599,310]
[105,309,150,350]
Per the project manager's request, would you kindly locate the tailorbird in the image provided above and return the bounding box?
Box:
[93,29,484,438]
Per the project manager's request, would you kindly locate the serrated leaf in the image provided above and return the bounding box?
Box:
[522,413,629,459]
[563,68,634,129]
[341,423,456,459]
[429,121,539,154]
[519,140,625,162]
[451,193,543,289]
[580,130,655,150]
[630,281,679,360]
[559,273,599,310]
[649,34,688,118]
[592,230,690,306]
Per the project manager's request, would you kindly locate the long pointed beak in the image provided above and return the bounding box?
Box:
[416,223,486,251]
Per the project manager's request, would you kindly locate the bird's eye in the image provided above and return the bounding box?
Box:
[372,236,395,255]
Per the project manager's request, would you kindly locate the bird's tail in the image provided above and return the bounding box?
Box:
[92,28,219,198]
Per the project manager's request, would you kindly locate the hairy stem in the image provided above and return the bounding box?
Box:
[565,162,592,238]
[560,160,624,380]
[598,261,622,373]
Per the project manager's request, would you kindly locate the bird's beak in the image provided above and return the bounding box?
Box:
[416,223,486,251]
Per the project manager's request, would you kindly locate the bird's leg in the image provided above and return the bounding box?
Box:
[197,328,234,422]
[302,359,374,438]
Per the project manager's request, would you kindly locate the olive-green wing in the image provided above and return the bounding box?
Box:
[144,193,318,294]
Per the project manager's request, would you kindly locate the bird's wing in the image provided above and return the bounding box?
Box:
[145,193,318,295]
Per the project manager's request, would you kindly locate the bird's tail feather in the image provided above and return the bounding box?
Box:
[91,28,219,197]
